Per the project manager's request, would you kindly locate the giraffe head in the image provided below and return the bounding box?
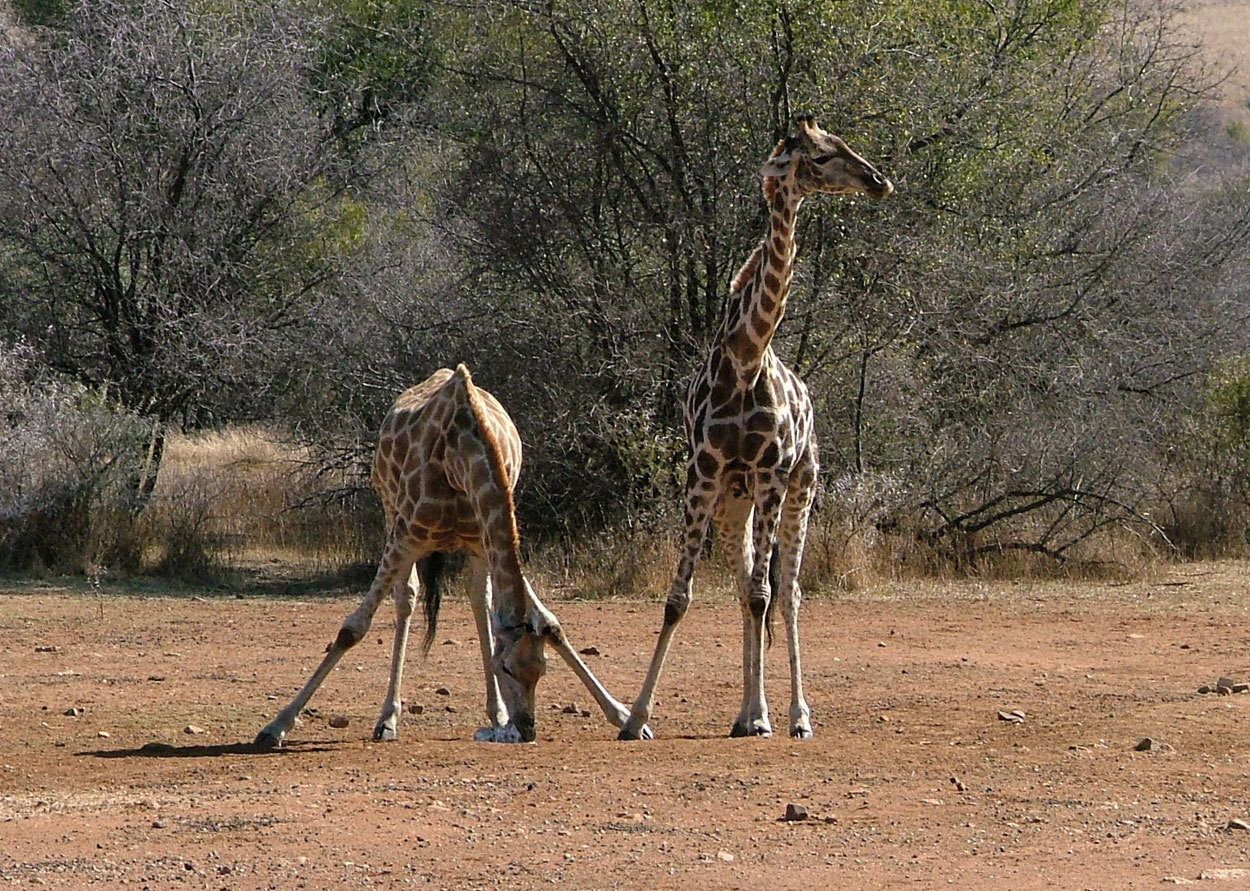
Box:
[487,583,555,742]
[761,115,893,200]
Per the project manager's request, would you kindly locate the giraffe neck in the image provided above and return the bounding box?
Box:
[462,448,528,624]
[447,374,530,625]
[721,185,802,375]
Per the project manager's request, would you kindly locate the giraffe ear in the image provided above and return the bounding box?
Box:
[760,151,791,178]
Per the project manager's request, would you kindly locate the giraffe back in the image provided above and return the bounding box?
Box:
[371,366,522,555]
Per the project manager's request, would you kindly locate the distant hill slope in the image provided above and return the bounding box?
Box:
[1181,0,1250,113]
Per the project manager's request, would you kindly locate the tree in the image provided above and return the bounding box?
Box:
[404,0,1250,559]
[0,0,427,504]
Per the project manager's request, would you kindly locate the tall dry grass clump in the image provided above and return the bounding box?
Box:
[143,426,381,579]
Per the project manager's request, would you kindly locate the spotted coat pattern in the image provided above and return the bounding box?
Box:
[620,116,893,741]
[256,366,648,749]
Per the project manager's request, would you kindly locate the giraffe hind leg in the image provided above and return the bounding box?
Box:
[777,461,817,739]
[730,475,786,739]
[372,557,428,741]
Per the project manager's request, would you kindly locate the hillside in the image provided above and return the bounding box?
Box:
[1182,0,1250,114]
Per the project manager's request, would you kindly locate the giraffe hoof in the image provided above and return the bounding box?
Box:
[729,721,772,738]
[617,727,644,741]
[372,724,398,742]
[252,728,284,751]
[790,725,813,739]
[473,724,525,743]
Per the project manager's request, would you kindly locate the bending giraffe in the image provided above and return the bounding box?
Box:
[255,365,649,749]
[619,116,893,740]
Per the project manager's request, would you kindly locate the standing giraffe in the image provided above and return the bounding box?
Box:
[255,365,649,749]
[619,116,892,741]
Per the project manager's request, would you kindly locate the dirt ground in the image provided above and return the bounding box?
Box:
[3,563,1250,889]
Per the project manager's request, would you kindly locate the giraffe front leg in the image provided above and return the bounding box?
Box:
[619,465,714,740]
[467,557,511,734]
[255,549,408,749]
[521,583,653,739]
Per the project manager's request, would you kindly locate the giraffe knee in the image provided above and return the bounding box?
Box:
[332,622,366,651]
[747,592,770,621]
[663,593,691,627]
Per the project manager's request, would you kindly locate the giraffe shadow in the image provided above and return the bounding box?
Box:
[78,739,340,758]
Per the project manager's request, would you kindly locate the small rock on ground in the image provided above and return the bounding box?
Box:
[782,803,809,822]
[327,715,350,729]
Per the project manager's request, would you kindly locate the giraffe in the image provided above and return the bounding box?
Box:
[618,115,893,741]
[255,365,650,749]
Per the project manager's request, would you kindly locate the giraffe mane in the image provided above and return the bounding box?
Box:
[762,137,789,203]
[454,364,523,560]
[730,244,763,294]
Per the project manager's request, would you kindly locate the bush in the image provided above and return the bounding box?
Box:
[0,342,150,573]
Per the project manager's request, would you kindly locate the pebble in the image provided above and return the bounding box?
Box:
[782,803,809,822]
[328,715,350,729]
[1218,676,1238,689]
[997,710,1025,724]
[406,703,424,715]
[716,851,734,862]
[561,703,580,714]
[579,646,600,656]
[435,687,451,696]
[64,707,83,717]
[1133,737,1155,752]
[183,724,207,735]
[1226,818,1250,832]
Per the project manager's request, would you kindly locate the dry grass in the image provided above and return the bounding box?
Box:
[144,426,380,578]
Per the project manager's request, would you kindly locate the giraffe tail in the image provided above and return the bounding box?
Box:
[765,542,778,648]
[418,551,448,655]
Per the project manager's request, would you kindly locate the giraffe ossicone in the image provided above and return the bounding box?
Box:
[618,115,893,741]
[254,365,649,750]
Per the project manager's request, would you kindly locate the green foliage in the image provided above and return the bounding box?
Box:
[2,0,1248,571]
[1204,357,1250,456]
[11,0,66,26]
[398,0,1242,555]
[307,0,434,152]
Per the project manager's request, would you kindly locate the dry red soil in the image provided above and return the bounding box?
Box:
[3,562,1250,889]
